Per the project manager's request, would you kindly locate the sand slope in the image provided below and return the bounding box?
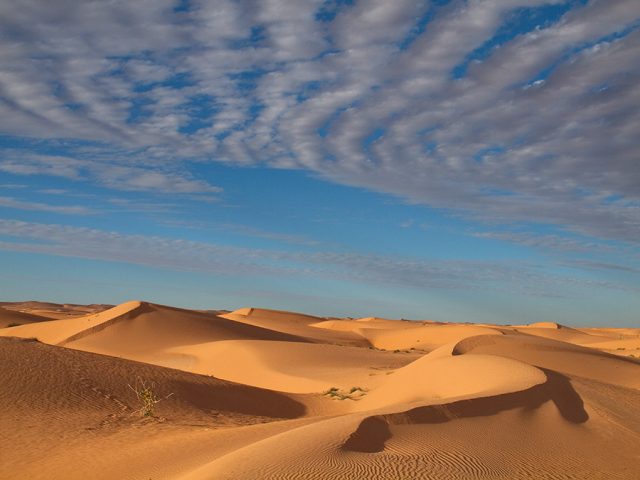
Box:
[0,336,307,480]
[453,332,640,390]
[221,308,370,346]
[0,301,112,319]
[2,301,639,479]
[0,306,52,328]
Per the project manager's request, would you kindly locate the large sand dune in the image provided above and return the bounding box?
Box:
[1,300,639,479]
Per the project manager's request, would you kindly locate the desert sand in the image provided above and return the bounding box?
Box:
[1,300,639,479]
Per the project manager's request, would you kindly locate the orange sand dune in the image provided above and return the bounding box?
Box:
[221,307,370,346]
[2,300,639,479]
[181,370,639,480]
[163,339,417,393]
[513,322,616,345]
[453,332,640,389]
[361,323,503,351]
[0,300,307,348]
[0,306,52,328]
[0,336,308,480]
[0,300,112,319]
[312,317,505,352]
[311,316,422,334]
[359,352,546,411]
[578,326,640,338]
[1,302,417,393]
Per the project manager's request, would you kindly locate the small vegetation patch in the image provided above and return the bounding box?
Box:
[128,378,173,418]
[323,386,368,401]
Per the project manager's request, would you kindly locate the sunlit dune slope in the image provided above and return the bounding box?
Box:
[453,332,640,390]
[220,307,370,346]
[513,321,618,345]
[358,352,546,411]
[163,339,416,394]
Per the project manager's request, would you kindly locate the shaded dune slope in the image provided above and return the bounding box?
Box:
[0,307,52,328]
[0,336,307,480]
[0,336,305,423]
[343,369,588,453]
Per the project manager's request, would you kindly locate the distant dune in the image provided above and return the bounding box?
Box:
[0,307,51,328]
[1,301,639,479]
[0,301,112,321]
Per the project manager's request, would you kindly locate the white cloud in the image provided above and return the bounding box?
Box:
[0,152,221,195]
[0,0,638,241]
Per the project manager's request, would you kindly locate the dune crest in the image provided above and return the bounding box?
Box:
[360,352,547,411]
[0,300,146,345]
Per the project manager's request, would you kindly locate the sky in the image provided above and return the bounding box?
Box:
[0,0,639,326]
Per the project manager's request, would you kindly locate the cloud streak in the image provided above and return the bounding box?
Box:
[0,218,635,297]
[0,196,94,215]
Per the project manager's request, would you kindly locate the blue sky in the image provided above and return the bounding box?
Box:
[1,0,639,326]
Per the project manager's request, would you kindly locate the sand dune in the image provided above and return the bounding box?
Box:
[453,332,640,390]
[220,308,370,346]
[2,300,639,479]
[359,352,547,411]
[164,339,418,394]
[0,300,112,319]
[514,322,616,345]
[360,323,503,351]
[0,336,307,480]
[181,371,639,480]
[1,300,306,348]
[0,306,52,328]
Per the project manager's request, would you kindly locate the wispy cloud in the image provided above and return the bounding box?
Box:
[0,196,94,215]
[0,218,634,297]
[471,230,609,253]
[0,0,638,242]
[0,152,221,195]
[217,223,321,247]
[560,259,640,274]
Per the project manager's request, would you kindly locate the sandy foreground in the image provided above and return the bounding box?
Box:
[1,301,639,479]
